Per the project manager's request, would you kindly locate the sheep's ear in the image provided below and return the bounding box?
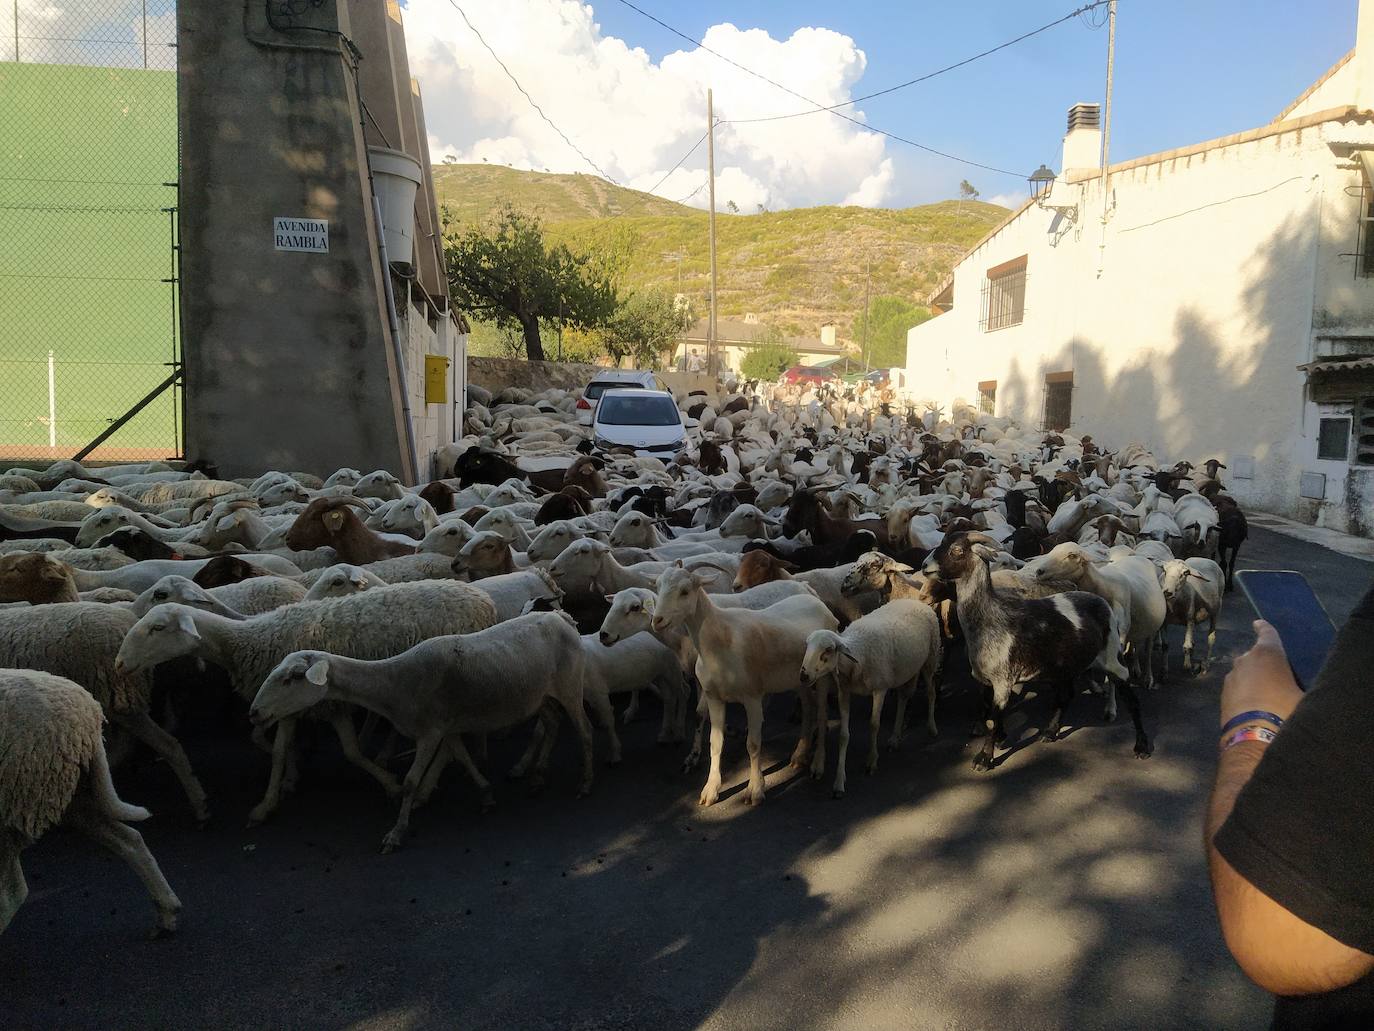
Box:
[891,562,915,574]
[174,608,201,641]
[603,593,617,604]
[674,559,685,568]
[970,543,999,563]
[305,658,330,686]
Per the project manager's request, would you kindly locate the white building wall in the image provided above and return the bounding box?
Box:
[397,293,463,481]
[904,113,1374,532]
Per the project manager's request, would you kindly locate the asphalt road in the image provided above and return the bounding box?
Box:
[3,527,1369,1031]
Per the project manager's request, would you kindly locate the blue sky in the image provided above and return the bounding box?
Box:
[404,0,1359,209]
[594,0,1356,205]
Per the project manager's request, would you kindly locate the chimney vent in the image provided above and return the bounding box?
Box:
[1067,103,1101,133]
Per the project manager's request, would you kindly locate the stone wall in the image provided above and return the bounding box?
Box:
[467,357,604,395]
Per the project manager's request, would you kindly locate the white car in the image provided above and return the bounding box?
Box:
[575,370,668,425]
[591,389,688,459]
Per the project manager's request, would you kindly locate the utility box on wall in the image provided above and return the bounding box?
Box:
[424,354,451,404]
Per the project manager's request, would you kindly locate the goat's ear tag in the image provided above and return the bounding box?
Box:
[323,511,345,531]
[305,659,330,686]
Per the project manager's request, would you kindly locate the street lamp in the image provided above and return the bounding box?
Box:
[1028,163,1078,225]
[1028,165,1057,202]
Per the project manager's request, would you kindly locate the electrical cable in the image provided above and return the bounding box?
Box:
[613,0,1111,177]
[727,1,1112,123]
[446,0,617,184]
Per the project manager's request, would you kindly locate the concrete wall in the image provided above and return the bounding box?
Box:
[903,109,1374,533]
[467,357,604,394]
[178,0,411,479]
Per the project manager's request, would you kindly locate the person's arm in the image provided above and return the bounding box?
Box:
[1207,620,1374,996]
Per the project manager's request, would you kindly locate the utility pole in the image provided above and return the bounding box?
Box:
[861,258,872,373]
[1097,0,1117,277]
[706,88,719,379]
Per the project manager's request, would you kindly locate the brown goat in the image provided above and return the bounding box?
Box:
[534,485,593,526]
[0,552,80,604]
[731,549,797,591]
[192,554,270,589]
[284,496,415,565]
[561,455,609,498]
[418,480,458,515]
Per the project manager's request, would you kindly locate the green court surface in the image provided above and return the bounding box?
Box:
[0,61,178,461]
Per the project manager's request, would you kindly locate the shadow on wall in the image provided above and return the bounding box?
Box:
[997,214,1312,510]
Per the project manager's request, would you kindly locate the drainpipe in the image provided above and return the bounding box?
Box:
[374,193,420,485]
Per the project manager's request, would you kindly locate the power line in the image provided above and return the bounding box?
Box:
[610,126,715,218]
[446,1,617,184]
[614,0,1096,178]
[727,1,1112,124]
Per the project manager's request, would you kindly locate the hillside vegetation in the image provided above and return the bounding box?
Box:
[433,163,695,224]
[436,163,1010,348]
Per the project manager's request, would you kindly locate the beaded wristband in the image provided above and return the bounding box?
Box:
[1220,725,1278,753]
[1220,710,1285,736]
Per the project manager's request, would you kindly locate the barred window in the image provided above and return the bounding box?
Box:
[977,380,997,415]
[1043,372,1073,432]
[980,255,1027,332]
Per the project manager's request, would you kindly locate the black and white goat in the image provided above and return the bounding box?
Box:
[923,531,1151,770]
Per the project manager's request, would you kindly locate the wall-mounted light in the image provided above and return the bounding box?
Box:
[1028,163,1078,224]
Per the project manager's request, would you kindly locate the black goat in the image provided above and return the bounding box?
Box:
[1215,497,1248,592]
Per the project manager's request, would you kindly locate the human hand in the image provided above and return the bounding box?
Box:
[1220,620,1303,732]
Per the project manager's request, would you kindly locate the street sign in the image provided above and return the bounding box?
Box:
[273,217,329,253]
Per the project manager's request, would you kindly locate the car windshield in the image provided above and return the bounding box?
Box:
[585,381,643,401]
[597,394,681,427]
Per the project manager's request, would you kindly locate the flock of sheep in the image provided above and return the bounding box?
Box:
[0,378,1247,939]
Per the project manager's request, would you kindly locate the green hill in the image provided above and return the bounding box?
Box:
[433,163,696,225]
[435,164,1009,343]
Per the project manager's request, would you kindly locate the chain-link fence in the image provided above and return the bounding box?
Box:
[0,1,180,464]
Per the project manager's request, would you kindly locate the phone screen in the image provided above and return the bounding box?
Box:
[1236,570,1337,690]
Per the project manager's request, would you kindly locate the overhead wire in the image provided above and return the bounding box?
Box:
[613,0,1113,178]
[446,0,618,184]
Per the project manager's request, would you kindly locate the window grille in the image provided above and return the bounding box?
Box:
[977,380,997,415]
[1356,398,1374,466]
[980,255,1027,332]
[1042,373,1073,432]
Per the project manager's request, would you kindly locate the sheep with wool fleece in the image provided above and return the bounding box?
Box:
[462,566,562,622]
[0,669,182,937]
[800,598,943,797]
[0,603,210,821]
[63,553,301,594]
[453,530,531,580]
[249,612,593,853]
[115,580,498,823]
[292,551,458,588]
[651,566,838,807]
[514,630,689,767]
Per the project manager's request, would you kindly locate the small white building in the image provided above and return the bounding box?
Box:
[904,1,1374,535]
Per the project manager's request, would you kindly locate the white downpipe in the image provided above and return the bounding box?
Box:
[373,194,420,485]
[46,349,56,448]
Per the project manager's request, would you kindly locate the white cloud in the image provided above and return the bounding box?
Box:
[983,191,1027,210]
[401,0,896,210]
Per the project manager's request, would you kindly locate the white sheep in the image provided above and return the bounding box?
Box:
[129,574,309,618]
[466,566,563,622]
[799,600,942,797]
[115,580,498,824]
[0,603,210,822]
[249,612,593,852]
[1158,557,1224,676]
[651,566,838,806]
[0,669,182,937]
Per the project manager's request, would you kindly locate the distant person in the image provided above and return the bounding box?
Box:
[687,349,705,374]
[1207,598,1374,1028]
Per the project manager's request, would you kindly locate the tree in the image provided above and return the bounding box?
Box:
[959,180,979,201]
[741,329,798,381]
[850,296,932,369]
[599,290,690,369]
[444,205,616,361]
[726,199,739,214]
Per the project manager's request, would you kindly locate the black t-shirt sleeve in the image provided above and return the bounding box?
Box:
[1214,585,1374,955]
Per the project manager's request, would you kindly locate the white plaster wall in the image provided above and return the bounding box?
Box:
[903,116,1374,532]
[397,295,461,482]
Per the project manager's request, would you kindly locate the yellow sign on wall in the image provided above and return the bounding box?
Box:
[424,354,450,404]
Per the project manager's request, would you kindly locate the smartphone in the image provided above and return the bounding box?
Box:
[1236,570,1337,690]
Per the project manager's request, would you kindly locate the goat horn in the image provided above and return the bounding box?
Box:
[689,561,736,576]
